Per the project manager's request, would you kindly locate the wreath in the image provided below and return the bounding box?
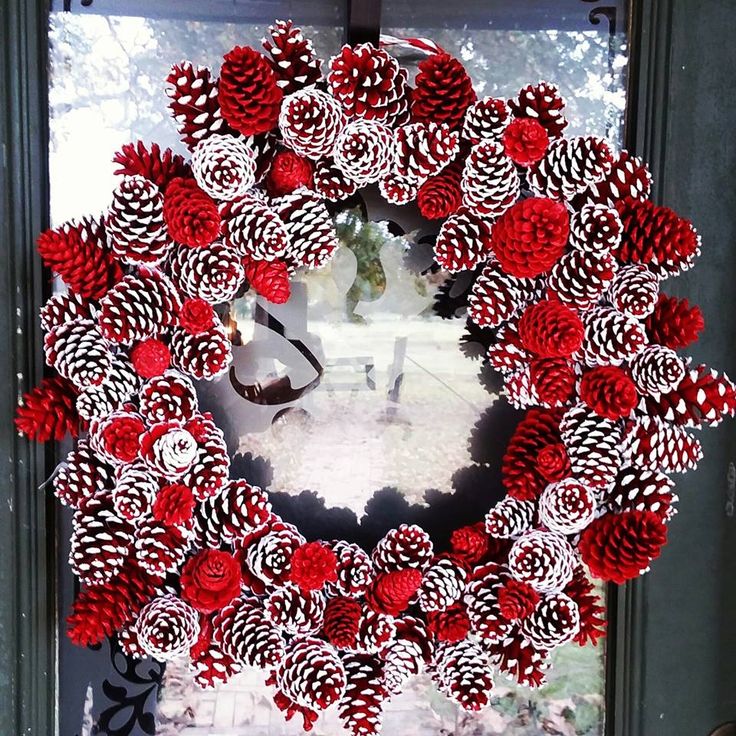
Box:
[16,19,736,733]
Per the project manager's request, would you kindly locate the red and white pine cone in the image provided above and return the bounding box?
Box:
[136,594,200,660]
[279,88,346,159]
[333,119,395,187]
[394,122,459,184]
[507,530,576,593]
[169,241,246,304]
[262,20,323,95]
[569,203,623,254]
[462,96,511,144]
[433,208,492,273]
[508,81,568,139]
[220,195,289,260]
[191,134,257,201]
[372,524,434,573]
[537,478,597,534]
[461,140,519,216]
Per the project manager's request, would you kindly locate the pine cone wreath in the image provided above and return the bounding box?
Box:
[372,524,434,573]
[528,136,613,201]
[333,119,395,187]
[538,478,597,534]
[560,403,624,487]
[462,96,511,144]
[328,43,410,125]
[605,466,677,520]
[433,208,492,273]
[279,87,346,159]
[138,370,199,424]
[162,177,221,247]
[581,306,647,366]
[461,140,519,216]
[467,261,538,328]
[169,242,246,304]
[37,218,122,300]
[547,249,618,311]
[579,510,667,584]
[54,438,115,508]
[508,81,567,139]
[76,355,141,421]
[98,268,180,344]
[243,256,291,304]
[213,596,286,668]
[166,62,232,150]
[191,134,257,201]
[338,654,387,736]
[417,161,463,220]
[645,293,704,350]
[614,197,701,278]
[417,557,467,612]
[275,188,338,269]
[15,375,80,442]
[169,323,232,380]
[113,140,191,189]
[411,52,476,129]
[44,319,112,389]
[490,197,569,277]
[629,344,686,396]
[137,594,200,660]
[218,45,282,136]
[276,638,347,711]
[507,530,576,593]
[433,640,494,712]
[521,592,580,649]
[569,202,623,254]
[583,149,652,207]
[262,20,322,94]
[485,497,536,538]
[313,158,358,202]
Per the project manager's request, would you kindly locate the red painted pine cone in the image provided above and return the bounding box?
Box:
[496,579,540,621]
[262,20,322,95]
[508,81,567,138]
[218,46,283,136]
[265,150,314,197]
[579,365,638,419]
[417,162,463,220]
[15,376,80,442]
[163,177,221,247]
[490,197,569,277]
[579,510,667,584]
[529,358,576,407]
[243,257,291,304]
[113,140,191,189]
[426,604,471,643]
[645,294,704,350]
[518,300,584,358]
[411,52,476,130]
[502,118,549,166]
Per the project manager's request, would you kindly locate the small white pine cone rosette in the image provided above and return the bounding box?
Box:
[18,19,736,733]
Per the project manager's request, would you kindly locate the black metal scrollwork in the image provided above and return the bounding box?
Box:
[581,0,619,37]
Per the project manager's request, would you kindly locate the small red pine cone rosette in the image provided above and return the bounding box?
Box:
[427,604,471,643]
[530,358,577,407]
[518,300,585,359]
[265,150,314,197]
[496,579,540,621]
[162,177,221,247]
[579,365,639,419]
[417,162,463,220]
[181,549,243,613]
[502,118,549,166]
[289,542,338,591]
[178,297,216,335]
[491,197,570,277]
[153,483,195,526]
[91,411,145,464]
[535,441,572,483]
[130,338,172,379]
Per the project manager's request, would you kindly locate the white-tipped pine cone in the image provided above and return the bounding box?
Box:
[629,345,686,396]
[169,242,246,303]
[434,209,492,273]
[69,492,133,585]
[486,319,531,374]
[113,462,158,521]
[77,355,141,422]
[372,524,433,573]
[44,319,112,389]
[40,291,90,332]
[608,264,660,320]
[505,365,540,410]
[328,541,374,598]
[538,478,597,534]
[106,175,172,264]
[141,424,197,479]
[581,306,647,366]
[462,96,511,144]
[606,466,677,518]
[275,188,339,269]
[569,203,622,254]
[54,439,115,509]
[333,119,394,187]
[508,81,567,138]
[265,583,325,636]
[464,563,514,641]
[584,149,652,206]
[508,530,576,593]
[213,596,286,668]
[355,610,396,655]
[528,136,613,201]
[98,268,181,344]
[181,415,230,500]
[433,640,494,712]
[134,518,190,576]
[220,196,289,260]
[138,370,198,424]
[193,479,271,548]
[418,558,467,612]
[378,173,418,204]
[313,158,358,202]
[191,134,256,201]
[276,638,346,711]
[245,522,305,589]
[394,122,459,184]
[521,593,580,649]
[382,617,431,693]
[468,261,539,328]
[461,140,519,217]
[338,654,387,736]
[170,323,233,381]
[137,594,200,660]
[279,88,346,159]
[485,497,536,538]
[624,415,703,473]
[560,403,623,487]
[547,249,618,311]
